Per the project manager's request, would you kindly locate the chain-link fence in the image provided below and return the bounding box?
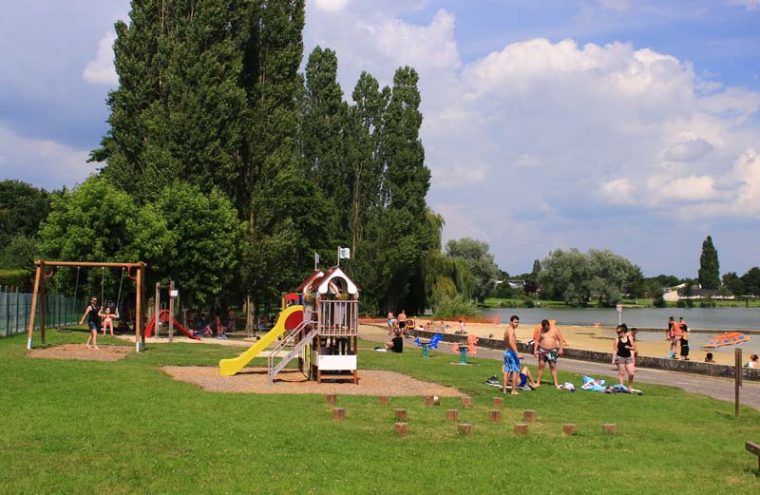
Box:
[0,286,83,337]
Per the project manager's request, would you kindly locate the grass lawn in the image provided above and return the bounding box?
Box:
[1,329,758,494]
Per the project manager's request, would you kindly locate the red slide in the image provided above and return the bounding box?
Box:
[145,309,201,340]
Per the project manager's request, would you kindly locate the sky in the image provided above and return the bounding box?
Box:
[1,0,759,278]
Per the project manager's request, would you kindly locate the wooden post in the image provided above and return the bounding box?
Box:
[326,394,337,406]
[735,348,742,418]
[457,423,472,435]
[394,409,407,421]
[461,396,472,408]
[493,397,503,408]
[378,396,389,406]
[168,280,175,343]
[489,410,501,422]
[332,408,345,421]
[394,422,408,436]
[423,395,434,406]
[523,410,537,422]
[154,282,161,338]
[603,423,617,434]
[26,263,43,349]
[39,265,46,344]
[563,424,577,436]
[514,423,529,435]
[135,263,144,352]
[446,409,459,421]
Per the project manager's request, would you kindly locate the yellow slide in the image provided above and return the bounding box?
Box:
[219,305,304,376]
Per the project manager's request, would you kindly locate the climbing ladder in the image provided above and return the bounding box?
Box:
[268,319,319,382]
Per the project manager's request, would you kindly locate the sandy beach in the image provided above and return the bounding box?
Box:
[403,319,756,366]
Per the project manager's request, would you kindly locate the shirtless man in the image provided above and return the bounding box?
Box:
[534,319,564,388]
[502,315,521,395]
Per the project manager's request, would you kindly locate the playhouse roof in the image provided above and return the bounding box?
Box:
[295,270,324,293]
[311,266,359,295]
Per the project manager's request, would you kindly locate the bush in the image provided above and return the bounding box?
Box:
[653,293,666,308]
[676,300,687,308]
[522,298,536,308]
[0,268,33,290]
[432,293,478,319]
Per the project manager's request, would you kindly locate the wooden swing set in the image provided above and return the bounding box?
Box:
[26,260,148,352]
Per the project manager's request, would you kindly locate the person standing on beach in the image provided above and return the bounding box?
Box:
[398,310,407,336]
[679,324,690,360]
[666,316,678,358]
[387,312,396,336]
[534,319,564,388]
[502,315,521,395]
[612,324,636,387]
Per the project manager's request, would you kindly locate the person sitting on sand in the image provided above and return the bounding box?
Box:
[98,305,119,337]
[612,323,636,388]
[534,319,564,388]
[747,354,759,369]
[704,352,716,364]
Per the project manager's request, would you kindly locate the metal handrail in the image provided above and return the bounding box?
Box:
[267,319,310,371]
[269,326,320,381]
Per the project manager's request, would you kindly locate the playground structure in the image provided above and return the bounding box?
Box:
[25,260,148,352]
[219,265,359,383]
[145,309,199,340]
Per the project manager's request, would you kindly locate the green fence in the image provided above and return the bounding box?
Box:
[0,286,83,337]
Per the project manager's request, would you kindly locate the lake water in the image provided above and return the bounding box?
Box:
[484,307,760,330]
[483,307,760,355]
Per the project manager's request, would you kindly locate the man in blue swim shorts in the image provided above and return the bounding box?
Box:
[502,314,521,395]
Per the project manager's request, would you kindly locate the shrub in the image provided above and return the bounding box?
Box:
[432,293,477,319]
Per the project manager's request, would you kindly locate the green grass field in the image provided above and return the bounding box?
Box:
[1,329,758,494]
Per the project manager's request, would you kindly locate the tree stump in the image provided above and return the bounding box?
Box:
[457,423,473,435]
[489,410,501,422]
[461,396,472,408]
[523,409,537,422]
[332,408,345,421]
[603,423,617,434]
[326,394,337,406]
[563,423,577,436]
[378,396,389,406]
[394,409,407,421]
[514,423,529,435]
[493,397,503,407]
[423,395,434,406]
[394,422,408,436]
[446,409,459,422]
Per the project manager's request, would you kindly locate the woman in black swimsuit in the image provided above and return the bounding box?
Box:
[612,324,636,387]
[79,297,101,349]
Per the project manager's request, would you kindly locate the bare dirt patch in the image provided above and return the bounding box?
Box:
[163,366,466,397]
[28,344,132,362]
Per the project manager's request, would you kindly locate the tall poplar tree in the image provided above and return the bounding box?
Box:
[698,235,720,289]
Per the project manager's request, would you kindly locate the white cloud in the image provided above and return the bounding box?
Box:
[83,31,117,85]
[728,0,759,11]
[302,3,760,272]
[0,125,93,189]
[601,178,635,204]
[314,0,351,12]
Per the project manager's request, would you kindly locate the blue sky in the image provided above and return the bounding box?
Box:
[1,0,760,278]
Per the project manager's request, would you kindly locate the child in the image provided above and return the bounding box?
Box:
[98,305,119,337]
[704,352,716,364]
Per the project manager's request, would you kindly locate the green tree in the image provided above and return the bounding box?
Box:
[0,180,51,245]
[445,238,500,302]
[0,236,38,270]
[538,249,591,306]
[698,235,720,289]
[38,176,171,297]
[153,182,245,308]
[741,267,760,295]
[586,249,637,307]
[721,272,745,296]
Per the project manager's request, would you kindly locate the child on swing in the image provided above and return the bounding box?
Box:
[98,304,120,337]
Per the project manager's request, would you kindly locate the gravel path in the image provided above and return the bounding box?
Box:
[28,344,132,362]
[360,326,760,410]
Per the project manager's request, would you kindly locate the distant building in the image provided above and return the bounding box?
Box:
[662,283,734,302]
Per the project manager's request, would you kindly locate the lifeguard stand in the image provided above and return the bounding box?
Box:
[267,266,359,384]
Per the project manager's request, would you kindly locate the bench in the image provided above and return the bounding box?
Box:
[747,441,760,471]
